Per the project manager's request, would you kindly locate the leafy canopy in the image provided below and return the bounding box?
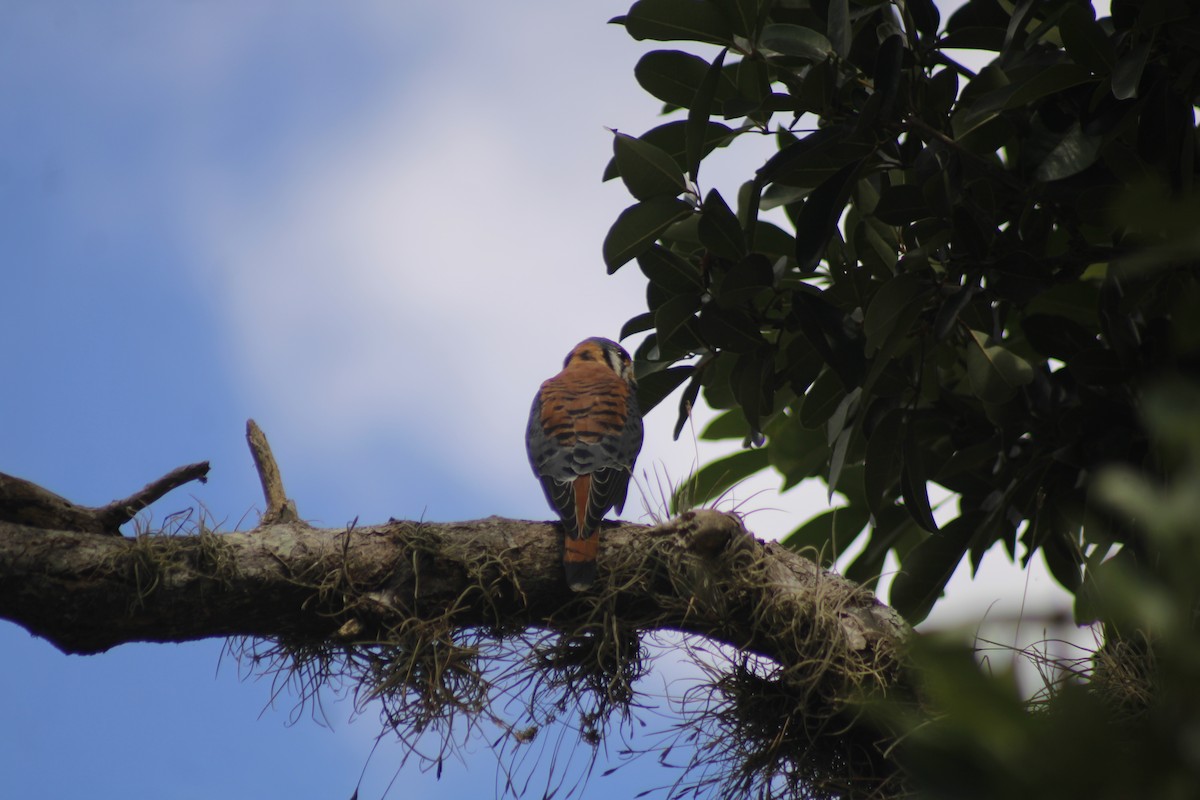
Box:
[606,0,1200,623]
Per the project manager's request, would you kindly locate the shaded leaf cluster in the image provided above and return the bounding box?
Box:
[607,0,1200,624]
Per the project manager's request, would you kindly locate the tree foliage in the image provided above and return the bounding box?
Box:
[607,0,1200,796]
[607,0,1200,624]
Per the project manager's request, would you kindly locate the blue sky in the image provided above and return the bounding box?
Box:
[1,3,1093,798]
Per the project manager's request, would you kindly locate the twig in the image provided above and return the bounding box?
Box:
[900,115,1026,192]
[97,461,210,530]
[0,461,209,536]
[246,419,302,526]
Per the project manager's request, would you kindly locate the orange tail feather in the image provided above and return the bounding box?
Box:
[563,531,598,591]
[564,475,597,591]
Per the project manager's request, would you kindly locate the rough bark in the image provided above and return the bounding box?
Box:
[0,511,906,669]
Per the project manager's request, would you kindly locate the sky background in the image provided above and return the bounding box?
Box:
[1,2,1104,798]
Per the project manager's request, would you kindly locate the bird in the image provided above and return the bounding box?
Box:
[526,337,643,591]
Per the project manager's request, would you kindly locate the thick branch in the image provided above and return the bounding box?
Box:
[0,511,907,689]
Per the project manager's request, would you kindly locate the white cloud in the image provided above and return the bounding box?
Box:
[187,6,664,484]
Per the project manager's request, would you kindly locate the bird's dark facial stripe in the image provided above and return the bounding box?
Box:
[603,346,624,379]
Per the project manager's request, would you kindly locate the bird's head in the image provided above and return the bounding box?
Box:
[563,338,636,386]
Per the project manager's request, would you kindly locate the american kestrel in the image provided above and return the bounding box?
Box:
[526,337,643,591]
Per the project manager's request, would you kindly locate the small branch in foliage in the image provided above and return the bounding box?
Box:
[900,115,1025,192]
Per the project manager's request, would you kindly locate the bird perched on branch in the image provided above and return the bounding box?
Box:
[526,338,643,591]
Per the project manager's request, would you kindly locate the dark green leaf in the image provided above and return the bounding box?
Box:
[759,23,833,61]
[951,63,1011,136]
[733,348,774,432]
[794,56,835,114]
[633,50,722,110]
[758,124,866,187]
[1112,36,1150,100]
[699,306,764,352]
[698,189,746,259]
[799,367,845,430]
[1025,282,1100,328]
[890,513,983,623]
[854,217,900,278]
[1041,523,1083,592]
[1001,0,1035,56]
[795,160,862,273]
[826,0,850,59]
[924,66,959,119]
[761,183,811,211]
[1059,4,1116,74]
[701,407,752,440]
[718,253,774,302]
[965,329,1035,403]
[901,430,939,533]
[674,448,770,511]
[766,412,828,489]
[861,292,927,396]
[825,384,858,447]
[845,505,924,586]
[933,283,977,340]
[781,503,872,558]
[939,26,1006,53]
[714,0,767,38]
[863,272,926,355]
[700,350,737,409]
[827,425,854,500]
[733,56,769,113]
[1021,314,1099,361]
[1036,123,1104,182]
[613,132,689,200]
[674,372,703,438]
[858,34,903,130]
[908,0,940,41]
[873,184,930,225]
[604,198,694,272]
[635,366,694,415]
[865,409,906,517]
[603,121,736,181]
[637,245,704,292]
[751,222,795,261]
[654,292,703,347]
[791,289,866,387]
[687,49,728,183]
[624,0,733,46]
[1004,64,1093,109]
[620,312,656,340]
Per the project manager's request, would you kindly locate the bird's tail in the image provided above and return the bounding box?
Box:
[564,474,598,591]
[563,529,598,591]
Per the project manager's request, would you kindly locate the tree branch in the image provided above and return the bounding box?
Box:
[95,461,211,530]
[0,463,209,536]
[0,510,906,670]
